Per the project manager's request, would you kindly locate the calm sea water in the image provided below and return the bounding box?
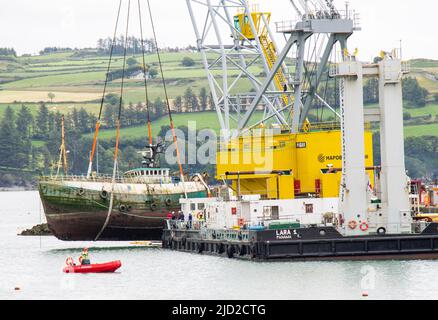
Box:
[1,191,438,300]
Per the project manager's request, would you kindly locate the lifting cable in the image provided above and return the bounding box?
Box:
[146,0,188,198]
[138,0,153,146]
[96,0,131,241]
[87,0,123,179]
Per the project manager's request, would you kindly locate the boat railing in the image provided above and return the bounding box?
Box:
[40,175,127,184]
[39,174,174,185]
[201,228,251,242]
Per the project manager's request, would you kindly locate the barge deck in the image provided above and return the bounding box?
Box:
[163,224,438,261]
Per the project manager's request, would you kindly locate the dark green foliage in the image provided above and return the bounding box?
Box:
[181,57,196,67]
[107,66,143,82]
[173,96,183,113]
[97,36,156,55]
[403,77,429,107]
[0,107,20,167]
[363,78,379,104]
[199,87,208,111]
[373,133,437,178]
[34,103,49,139]
[126,57,139,67]
[404,136,438,178]
[0,48,17,56]
[39,47,72,55]
[403,112,412,121]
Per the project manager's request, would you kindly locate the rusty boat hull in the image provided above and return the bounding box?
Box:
[39,177,208,241]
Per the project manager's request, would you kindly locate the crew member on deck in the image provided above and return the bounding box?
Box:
[79,248,91,265]
[188,213,193,229]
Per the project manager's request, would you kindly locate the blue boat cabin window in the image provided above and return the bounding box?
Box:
[234,16,240,31]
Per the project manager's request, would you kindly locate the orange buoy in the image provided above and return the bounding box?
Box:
[360,222,369,232]
[348,220,358,230]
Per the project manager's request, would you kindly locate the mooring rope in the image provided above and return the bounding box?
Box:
[87,0,123,179]
[138,0,153,146]
[146,0,188,198]
[95,0,131,241]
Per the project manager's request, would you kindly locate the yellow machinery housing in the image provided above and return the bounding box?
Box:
[234,11,290,107]
[221,10,374,199]
[217,129,375,200]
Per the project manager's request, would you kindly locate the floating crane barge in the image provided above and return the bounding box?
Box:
[163,0,438,261]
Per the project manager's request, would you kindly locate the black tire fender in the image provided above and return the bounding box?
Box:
[227,245,235,259]
[100,190,109,200]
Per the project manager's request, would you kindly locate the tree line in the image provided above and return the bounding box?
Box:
[0,101,218,187]
[0,48,17,57]
[97,36,156,55]
[363,76,429,107]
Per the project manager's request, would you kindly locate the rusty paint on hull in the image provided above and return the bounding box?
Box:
[39,180,207,241]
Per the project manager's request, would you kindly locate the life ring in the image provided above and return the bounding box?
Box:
[119,204,128,212]
[65,257,74,266]
[150,202,158,211]
[165,199,172,207]
[196,213,204,220]
[100,190,108,200]
[348,220,358,230]
[77,188,85,196]
[360,222,369,232]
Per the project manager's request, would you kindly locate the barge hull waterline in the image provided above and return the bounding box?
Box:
[162,226,438,262]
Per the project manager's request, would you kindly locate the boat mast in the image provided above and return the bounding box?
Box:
[56,115,68,177]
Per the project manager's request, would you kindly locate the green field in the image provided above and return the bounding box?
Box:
[84,111,270,141]
[405,103,438,117]
[405,123,438,137]
[88,112,222,140]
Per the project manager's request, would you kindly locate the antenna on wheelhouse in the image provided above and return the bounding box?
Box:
[56,115,68,177]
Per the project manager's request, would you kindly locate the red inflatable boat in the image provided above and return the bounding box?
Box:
[63,260,122,274]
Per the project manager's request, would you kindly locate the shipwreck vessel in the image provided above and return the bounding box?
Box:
[39,0,210,241]
[39,144,209,241]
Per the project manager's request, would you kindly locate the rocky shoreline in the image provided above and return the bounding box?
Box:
[20,224,52,236]
[0,187,36,192]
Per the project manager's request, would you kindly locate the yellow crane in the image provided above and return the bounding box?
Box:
[234,11,290,107]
